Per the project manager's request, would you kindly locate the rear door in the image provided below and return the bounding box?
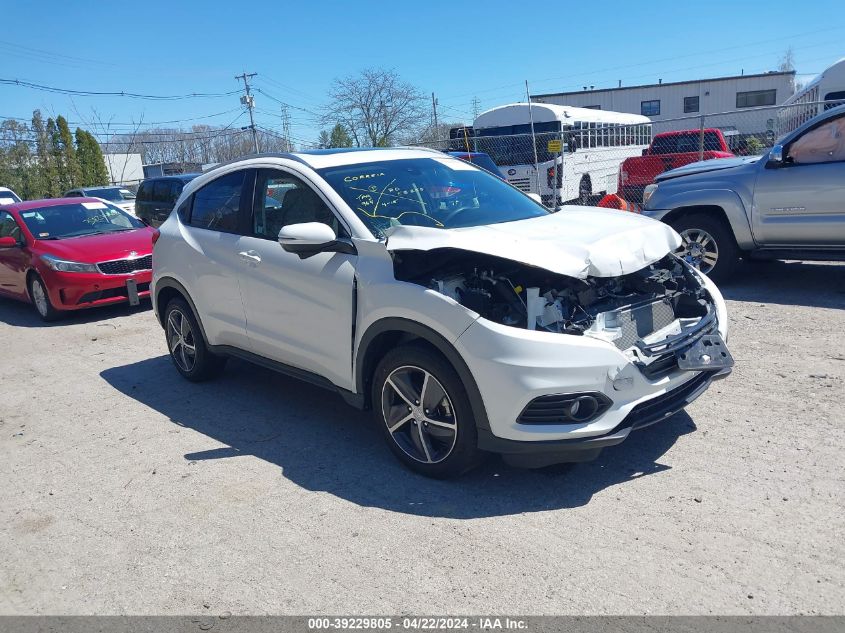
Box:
[236,167,357,389]
[751,112,845,245]
[177,170,252,348]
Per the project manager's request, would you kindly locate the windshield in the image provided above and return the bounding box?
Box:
[85,187,136,201]
[318,157,548,238]
[448,153,503,178]
[18,201,144,240]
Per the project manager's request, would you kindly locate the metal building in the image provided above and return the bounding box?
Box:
[533,71,796,135]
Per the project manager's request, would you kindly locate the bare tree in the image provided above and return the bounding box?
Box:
[324,68,428,147]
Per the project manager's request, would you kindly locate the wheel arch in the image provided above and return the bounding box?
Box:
[153,277,211,346]
[657,189,754,249]
[355,318,491,434]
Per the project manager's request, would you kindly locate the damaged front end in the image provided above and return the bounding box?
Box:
[392,248,733,379]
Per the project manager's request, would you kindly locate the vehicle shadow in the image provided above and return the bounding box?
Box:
[101,356,696,519]
[722,260,845,309]
[0,297,151,328]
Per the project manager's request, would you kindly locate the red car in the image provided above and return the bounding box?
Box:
[0,197,157,321]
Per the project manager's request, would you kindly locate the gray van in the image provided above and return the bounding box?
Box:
[136,174,199,227]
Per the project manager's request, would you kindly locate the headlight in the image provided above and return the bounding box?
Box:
[41,254,100,273]
[642,183,658,206]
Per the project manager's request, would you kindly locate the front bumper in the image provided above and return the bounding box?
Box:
[40,268,151,310]
[453,276,730,464]
[479,367,730,467]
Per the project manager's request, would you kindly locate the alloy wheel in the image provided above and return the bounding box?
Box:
[31,280,49,317]
[678,228,719,274]
[166,309,197,373]
[381,365,458,464]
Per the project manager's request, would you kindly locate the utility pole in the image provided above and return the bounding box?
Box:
[280,104,292,152]
[235,71,259,154]
[431,92,439,137]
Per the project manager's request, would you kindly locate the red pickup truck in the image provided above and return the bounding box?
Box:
[618,129,733,202]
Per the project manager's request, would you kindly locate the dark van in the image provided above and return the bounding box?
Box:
[135,174,199,227]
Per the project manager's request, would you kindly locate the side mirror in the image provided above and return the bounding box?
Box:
[278,222,356,259]
[641,148,648,156]
[0,236,18,248]
[768,144,785,166]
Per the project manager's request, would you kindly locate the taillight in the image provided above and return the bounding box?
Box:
[151,228,161,246]
[546,166,562,189]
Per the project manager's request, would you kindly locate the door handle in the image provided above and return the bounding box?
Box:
[238,250,261,264]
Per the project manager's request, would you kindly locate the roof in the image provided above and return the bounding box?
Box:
[535,70,796,99]
[5,197,106,212]
[142,173,200,181]
[475,102,650,126]
[205,147,444,173]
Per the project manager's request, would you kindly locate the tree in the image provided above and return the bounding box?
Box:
[75,128,109,186]
[54,115,82,190]
[324,68,428,147]
[30,111,60,198]
[0,120,35,198]
[317,130,331,149]
[329,123,353,148]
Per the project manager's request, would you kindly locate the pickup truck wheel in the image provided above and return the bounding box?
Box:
[670,213,739,282]
[373,344,481,479]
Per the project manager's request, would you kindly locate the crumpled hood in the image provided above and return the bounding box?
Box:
[384,206,682,279]
[656,155,761,182]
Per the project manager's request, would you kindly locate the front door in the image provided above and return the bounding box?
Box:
[752,112,845,246]
[237,168,357,390]
[0,211,28,299]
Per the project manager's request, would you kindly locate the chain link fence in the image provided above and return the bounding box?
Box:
[411,100,844,208]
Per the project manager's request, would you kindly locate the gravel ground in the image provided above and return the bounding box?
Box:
[0,260,843,615]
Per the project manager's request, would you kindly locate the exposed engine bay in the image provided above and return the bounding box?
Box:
[392,249,714,354]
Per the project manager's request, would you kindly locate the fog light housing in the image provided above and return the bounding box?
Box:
[517,392,612,425]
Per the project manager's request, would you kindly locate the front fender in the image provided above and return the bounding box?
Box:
[648,188,755,250]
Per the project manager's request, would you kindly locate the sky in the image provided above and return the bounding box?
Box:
[1,0,843,149]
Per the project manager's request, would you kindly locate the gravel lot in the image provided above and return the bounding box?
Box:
[1,260,843,615]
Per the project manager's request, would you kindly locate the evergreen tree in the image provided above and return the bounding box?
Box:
[55,115,82,190]
[329,123,353,148]
[30,111,59,198]
[75,129,109,186]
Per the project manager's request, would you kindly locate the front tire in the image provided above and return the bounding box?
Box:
[670,213,739,283]
[28,274,62,322]
[164,298,226,381]
[373,344,480,478]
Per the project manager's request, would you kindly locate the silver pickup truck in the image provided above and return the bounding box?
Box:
[641,104,845,281]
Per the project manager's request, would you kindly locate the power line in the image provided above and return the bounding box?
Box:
[0,77,242,100]
[0,107,245,129]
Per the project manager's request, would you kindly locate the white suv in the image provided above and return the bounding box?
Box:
[151,148,732,478]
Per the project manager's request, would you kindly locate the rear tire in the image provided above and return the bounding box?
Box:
[670,213,739,283]
[164,298,227,381]
[578,176,592,205]
[28,274,62,322]
[372,344,481,478]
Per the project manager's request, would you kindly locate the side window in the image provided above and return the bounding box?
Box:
[253,169,341,240]
[788,115,845,164]
[0,211,22,241]
[168,181,182,204]
[153,180,170,203]
[190,171,246,233]
[176,195,193,223]
[66,191,81,197]
[136,182,150,202]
